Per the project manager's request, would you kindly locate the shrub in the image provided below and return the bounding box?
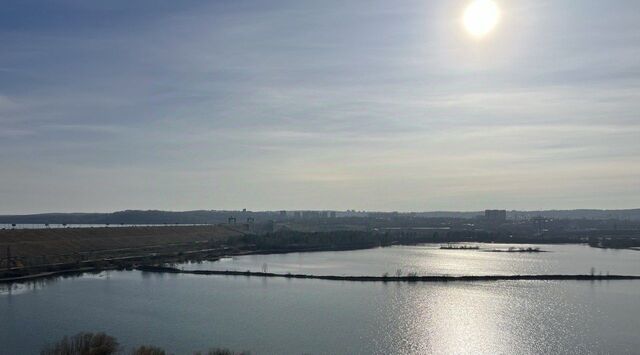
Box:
[40,333,249,355]
[40,332,119,355]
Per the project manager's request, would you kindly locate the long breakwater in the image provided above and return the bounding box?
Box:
[137,266,640,282]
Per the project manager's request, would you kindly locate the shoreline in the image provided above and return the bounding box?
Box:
[0,266,122,284]
[0,243,382,284]
[2,241,637,284]
[136,265,640,282]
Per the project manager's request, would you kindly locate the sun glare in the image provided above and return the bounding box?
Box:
[463,0,500,38]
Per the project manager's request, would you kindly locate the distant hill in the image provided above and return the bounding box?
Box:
[410,209,640,220]
[507,209,640,221]
[0,210,281,225]
[1,208,639,224]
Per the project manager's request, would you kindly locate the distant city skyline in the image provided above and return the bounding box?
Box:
[1,0,639,214]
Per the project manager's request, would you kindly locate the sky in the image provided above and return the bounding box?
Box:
[1,0,639,214]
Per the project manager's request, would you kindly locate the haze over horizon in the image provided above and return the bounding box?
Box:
[2,0,640,214]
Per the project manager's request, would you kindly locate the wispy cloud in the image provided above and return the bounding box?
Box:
[1,0,639,212]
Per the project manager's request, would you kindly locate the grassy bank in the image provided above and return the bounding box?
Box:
[0,228,395,281]
[0,225,242,270]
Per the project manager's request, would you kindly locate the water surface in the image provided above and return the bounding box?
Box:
[182,243,640,276]
[1,244,639,354]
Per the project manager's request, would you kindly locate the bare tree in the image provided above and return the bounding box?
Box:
[131,345,166,355]
[40,332,119,355]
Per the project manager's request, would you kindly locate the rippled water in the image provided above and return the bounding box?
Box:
[1,244,639,354]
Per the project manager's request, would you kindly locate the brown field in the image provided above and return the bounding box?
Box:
[0,225,244,269]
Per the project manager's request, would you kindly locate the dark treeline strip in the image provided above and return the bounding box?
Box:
[0,210,285,225]
[40,331,249,355]
[231,229,585,250]
[4,208,640,225]
[138,266,640,282]
[589,237,640,249]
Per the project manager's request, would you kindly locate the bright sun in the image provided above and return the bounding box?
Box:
[463,0,500,38]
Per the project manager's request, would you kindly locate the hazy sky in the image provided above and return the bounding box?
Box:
[1,0,639,213]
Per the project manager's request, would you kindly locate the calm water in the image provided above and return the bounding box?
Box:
[1,244,639,354]
[183,243,640,276]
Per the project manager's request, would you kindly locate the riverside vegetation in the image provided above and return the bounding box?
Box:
[40,332,249,355]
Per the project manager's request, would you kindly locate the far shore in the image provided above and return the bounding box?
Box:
[1,226,637,284]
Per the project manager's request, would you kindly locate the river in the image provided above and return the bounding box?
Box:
[1,244,639,354]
